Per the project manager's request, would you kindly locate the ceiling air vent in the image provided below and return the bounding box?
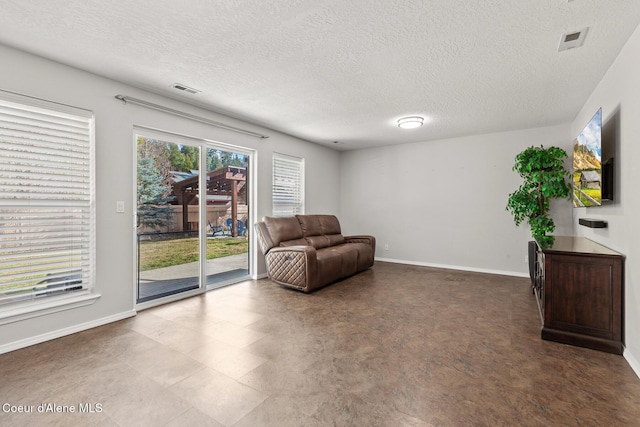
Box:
[558,27,589,51]
[172,83,201,94]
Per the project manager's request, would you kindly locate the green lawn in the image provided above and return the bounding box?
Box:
[139,237,248,271]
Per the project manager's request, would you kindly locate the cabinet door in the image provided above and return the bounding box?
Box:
[545,253,621,340]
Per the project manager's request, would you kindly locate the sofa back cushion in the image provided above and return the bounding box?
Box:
[257,215,346,252]
[297,215,323,236]
[262,216,303,247]
[316,215,345,246]
[296,215,329,249]
[316,215,342,235]
[297,215,345,248]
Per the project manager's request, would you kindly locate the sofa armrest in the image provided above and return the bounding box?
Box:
[344,235,376,252]
[254,221,275,255]
[265,246,318,292]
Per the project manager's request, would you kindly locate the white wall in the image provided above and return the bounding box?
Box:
[570,22,640,374]
[339,124,572,276]
[0,43,340,352]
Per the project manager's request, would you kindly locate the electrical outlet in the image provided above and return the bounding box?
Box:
[116,201,124,213]
[524,255,529,264]
[384,244,389,251]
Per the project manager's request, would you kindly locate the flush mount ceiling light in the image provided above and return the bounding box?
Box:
[397,116,424,129]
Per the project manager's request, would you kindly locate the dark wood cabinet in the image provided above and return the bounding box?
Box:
[532,236,624,354]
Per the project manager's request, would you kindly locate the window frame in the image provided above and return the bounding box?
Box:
[0,90,99,325]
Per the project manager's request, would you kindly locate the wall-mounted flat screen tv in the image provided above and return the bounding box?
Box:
[573,108,602,207]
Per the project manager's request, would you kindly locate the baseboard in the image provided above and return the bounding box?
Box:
[253,272,269,280]
[374,257,529,279]
[0,309,137,355]
[624,348,640,380]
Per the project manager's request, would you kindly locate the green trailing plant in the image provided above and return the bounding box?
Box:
[506,145,572,245]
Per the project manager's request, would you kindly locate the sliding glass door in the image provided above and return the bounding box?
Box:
[135,130,251,304]
[136,136,200,303]
[203,147,249,289]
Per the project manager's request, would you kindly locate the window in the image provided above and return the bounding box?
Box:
[0,92,96,315]
[272,153,304,216]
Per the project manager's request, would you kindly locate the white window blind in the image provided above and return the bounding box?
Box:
[0,94,95,306]
[272,153,304,217]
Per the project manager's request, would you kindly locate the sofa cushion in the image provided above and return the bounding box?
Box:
[350,242,374,271]
[317,215,342,235]
[297,215,323,236]
[263,216,303,246]
[297,215,344,248]
[316,247,344,285]
[305,235,330,249]
[330,245,358,276]
[279,238,309,247]
[326,234,345,246]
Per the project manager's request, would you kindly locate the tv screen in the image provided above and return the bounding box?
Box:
[573,108,602,207]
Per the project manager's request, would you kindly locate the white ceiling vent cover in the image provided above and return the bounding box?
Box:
[172,83,201,94]
[558,27,589,51]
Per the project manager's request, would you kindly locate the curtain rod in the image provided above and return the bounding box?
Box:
[114,94,269,139]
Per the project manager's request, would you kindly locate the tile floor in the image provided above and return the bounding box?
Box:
[1,261,640,426]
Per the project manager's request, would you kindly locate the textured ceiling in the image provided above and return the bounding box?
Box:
[1,0,639,150]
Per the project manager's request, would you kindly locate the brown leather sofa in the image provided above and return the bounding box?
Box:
[254,214,376,292]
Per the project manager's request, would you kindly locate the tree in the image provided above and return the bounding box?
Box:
[181,146,199,171]
[137,137,172,193]
[137,156,173,231]
[207,149,223,171]
[220,150,232,167]
[168,143,186,172]
[506,145,572,246]
[227,153,247,167]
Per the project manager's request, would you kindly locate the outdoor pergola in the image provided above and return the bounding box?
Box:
[171,165,246,236]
